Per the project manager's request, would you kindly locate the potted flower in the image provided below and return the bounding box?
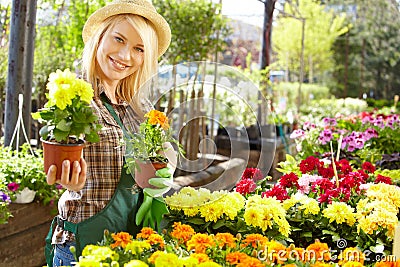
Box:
[31,69,102,179]
[125,109,182,189]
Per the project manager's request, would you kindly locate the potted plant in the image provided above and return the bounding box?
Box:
[31,69,102,179]
[125,109,183,189]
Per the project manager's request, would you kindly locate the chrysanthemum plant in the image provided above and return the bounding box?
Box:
[32,69,102,144]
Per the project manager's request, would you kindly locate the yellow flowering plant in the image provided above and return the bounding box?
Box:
[32,69,101,144]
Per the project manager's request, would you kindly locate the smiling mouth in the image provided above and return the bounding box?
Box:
[110,57,129,70]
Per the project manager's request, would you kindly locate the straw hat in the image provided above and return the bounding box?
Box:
[82,0,171,57]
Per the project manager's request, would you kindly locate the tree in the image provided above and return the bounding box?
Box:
[273,0,349,85]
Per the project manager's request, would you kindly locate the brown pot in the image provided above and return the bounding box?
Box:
[42,139,85,180]
[134,161,168,189]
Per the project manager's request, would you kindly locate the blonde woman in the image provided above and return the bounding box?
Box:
[44,1,174,266]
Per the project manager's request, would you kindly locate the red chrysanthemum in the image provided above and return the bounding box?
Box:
[299,156,322,174]
[374,174,392,185]
[337,159,352,174]
[279,172,299,189]
[361,161,376,174]
[235,178,257,195]
[241,168,263,181]
[262,184,289,201]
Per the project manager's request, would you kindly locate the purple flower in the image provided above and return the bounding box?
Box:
[0,191,11,203]
[372,117,385,128]
[303,121,316,130]
[318,129,333,145]
[364,128,378,139]
[7,182,20,192]
[322,117,337,126]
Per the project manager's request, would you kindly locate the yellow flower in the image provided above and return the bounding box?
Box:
[74,78,94,104]
[222,192,245,220]
[341,261,364,267]
[124,260,149,267]
[322,202,356,226]
[154,253,182,267]
[244,206,263,227]
[124,240,151,254]
[189,253,211,263]
[198,262,222,267]
[299,197,320,215]
[47,69,79,110]
[199,201,224,222]
[145,110,170,130]
[81,245,115,261]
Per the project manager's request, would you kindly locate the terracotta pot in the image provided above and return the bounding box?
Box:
[134,161,168,189]
[42,139,85,180]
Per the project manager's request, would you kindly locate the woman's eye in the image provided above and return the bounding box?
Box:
[115,36,123,43]
[135,47,144,53]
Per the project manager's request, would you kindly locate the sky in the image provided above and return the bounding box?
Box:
[218,0,265,28]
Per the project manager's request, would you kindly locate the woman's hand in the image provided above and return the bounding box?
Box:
[46,158,87,191]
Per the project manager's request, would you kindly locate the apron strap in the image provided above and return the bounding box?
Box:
[101,94,129,136]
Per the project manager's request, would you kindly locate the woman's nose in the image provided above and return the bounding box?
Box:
[119,45,131,60]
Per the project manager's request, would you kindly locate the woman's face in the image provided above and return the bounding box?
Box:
[96,19,144,86]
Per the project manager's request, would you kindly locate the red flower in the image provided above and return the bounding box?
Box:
[340,172,364,191]
[337,159,352,174]
[262,185,289,201]
[361,161,376,174]
[7,182,20,192]
[235,178,256,195]
[375,174,392,185]
[279,172,299,189]
[299,156,322,174]
[311,178,334,193]
[317,165,334,179]
[241,168,263,181]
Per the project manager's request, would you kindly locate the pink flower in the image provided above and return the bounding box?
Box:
[235,178,256,195]
[7,182,20,192]
[290,129,305,139]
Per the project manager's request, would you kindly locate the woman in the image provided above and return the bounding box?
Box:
[44,1,174,266]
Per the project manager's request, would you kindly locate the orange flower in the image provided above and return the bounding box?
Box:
[215,233,236,249]
[110,232,132,248]
[236,256,265,267]
[312,262,333,267]
[226,252,249,265]
[305,240,331,262]
[190,253,211,263]
[146,233,165,249]
[338,247,365,265]
[375,259,400,267]
[241,233,269,249]
[169,222,195,244]
[342,261,364,267]
[145,110,169,130]
[136,227,157,239]
[265,240,287,264]
[187,233,215,253]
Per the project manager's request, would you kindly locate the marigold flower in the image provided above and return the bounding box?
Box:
[338,247,365,265]
[305,240,331,262]
[136,227,157,239]
[187,233,215,253]
[146,233,165,249]
[190,253,211,263]
[226,252,248,265]
[110,232,132,248]
[170,222,195,243]
[145,110,170,130]
[236,256,265,267]
[214,233,236,249]
[240,233,269,249]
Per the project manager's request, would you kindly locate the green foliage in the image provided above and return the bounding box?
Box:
[273,0,349,84]
[0,143,65,224]
[153,0,230,63]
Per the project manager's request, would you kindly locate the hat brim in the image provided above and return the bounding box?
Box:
[82,2,171,57]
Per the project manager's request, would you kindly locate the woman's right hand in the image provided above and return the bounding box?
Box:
[46,158,87,191]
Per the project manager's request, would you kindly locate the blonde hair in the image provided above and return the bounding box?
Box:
[81,14,158,117]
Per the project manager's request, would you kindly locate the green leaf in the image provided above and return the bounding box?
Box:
[155,168,171,178]
[56,119,72,131]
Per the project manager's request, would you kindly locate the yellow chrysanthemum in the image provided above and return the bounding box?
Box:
[199,201,225,222]
[222,192,245,220]
[124,240,151,255]
[47,69,79,110]
[81,245,115,261]
[299,197,320,215]
[244,206,263,227]
[154,253,181,267]
[322,202,356,226]
[124,260,149,267]
[74,78,94,104]
[197,262,222,267]
[179,257,200,267]
[367,183,400,208]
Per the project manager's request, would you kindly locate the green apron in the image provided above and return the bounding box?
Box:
[45,96,142,266]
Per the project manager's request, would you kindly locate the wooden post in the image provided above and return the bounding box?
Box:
[393,222,400,259]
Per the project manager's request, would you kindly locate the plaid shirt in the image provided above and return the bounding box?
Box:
[53,90,148,244]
